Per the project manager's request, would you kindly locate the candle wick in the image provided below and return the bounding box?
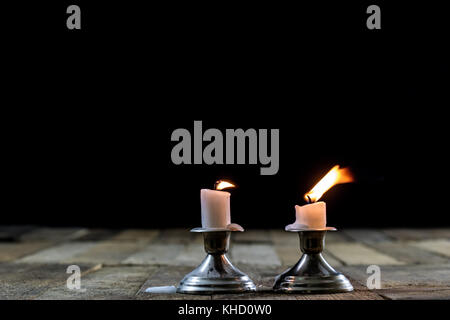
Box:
[306,195,312,204]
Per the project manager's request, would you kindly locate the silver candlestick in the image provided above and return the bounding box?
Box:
[177,229,256,294]
[273,229,353,293]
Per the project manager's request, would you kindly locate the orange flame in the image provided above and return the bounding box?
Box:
[215,180,235,190]
[304,165,354,202]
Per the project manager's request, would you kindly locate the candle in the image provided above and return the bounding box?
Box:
[200,180,235,229]
[200,189,231,228]
[294,202,326,229]
[287,165,354,231]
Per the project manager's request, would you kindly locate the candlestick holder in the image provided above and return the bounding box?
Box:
[273,229,353,293]
[177,229,256,294]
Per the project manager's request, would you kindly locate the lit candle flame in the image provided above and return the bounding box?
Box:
[215,180,235,190]
[304,165,354,202]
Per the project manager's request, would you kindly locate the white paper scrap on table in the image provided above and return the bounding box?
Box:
[144,286,177,294]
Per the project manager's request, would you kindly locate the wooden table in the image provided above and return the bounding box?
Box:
[1,226,449,300]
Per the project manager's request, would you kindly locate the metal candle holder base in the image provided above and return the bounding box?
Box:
[177,230,256,294]
[273,230,353,293]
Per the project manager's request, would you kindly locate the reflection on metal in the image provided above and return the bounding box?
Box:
[177,230,256,294]
[273,230,353,293]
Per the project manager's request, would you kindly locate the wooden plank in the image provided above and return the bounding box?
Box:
[326,243,404,266]
[66,241,151,265]
[343,229,393,244]
[296,289,384,300]
[324,231,352,243]
[273,244,300,266]
[75,229,120,241]
[137,265,210,300]
[270,231,300,267]
[173,242,206,267]
[122,243,184,265]
[382,229,422,241]
[409,240,450,258]
[269,230,299,246]
[231,244,281,267]
[2,228,449,300]
[0,262,99,299]
[234,229,271,243]
[383,228,450,241]
[110,229,159,242]
[37,266,154,300]
[0,242,53,262]
[137,265,189,290]
[424,229,450,239]
[19,228,88,242]
[339,263,450,289]
[213,290,298,300]
[155,229,192,244]
[376,286,450,300]
[17,242,98,264]
[370,242,449,265]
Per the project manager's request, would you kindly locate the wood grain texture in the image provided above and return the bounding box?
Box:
[110,229,159,242]
[231,243,281,267]
[295,289,384,300]
[137,265,210,300]
[67,240,151,265]
[17,242,99,264]
[370,242,449,264]
[376,286,450,300]
[326,243,404,265]
[1,227,449,300]
[0,262,99,299]
[342,229,394,244]
[409,240,450,258]
[383,229,450,241]
[19,228,88,242]
[122,243,184,265]
[234,229,271,243]
[37,266,154,300]
[0,242,53,262]
[173,242,206,267]
[340,264,450,288]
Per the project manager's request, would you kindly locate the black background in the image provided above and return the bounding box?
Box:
[2,1,449,229]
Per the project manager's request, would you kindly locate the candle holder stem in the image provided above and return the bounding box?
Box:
[177,231,256,294]
[273,230,353,293]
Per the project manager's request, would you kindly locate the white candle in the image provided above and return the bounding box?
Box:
[294,201,326,229]
[200,189,231,228]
